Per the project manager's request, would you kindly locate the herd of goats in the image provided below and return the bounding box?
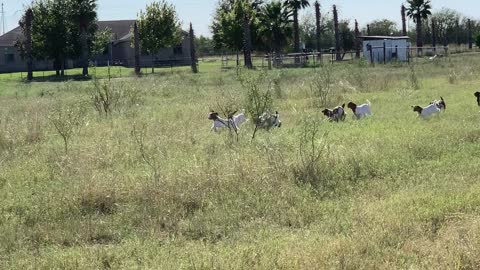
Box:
[208,92,480,132]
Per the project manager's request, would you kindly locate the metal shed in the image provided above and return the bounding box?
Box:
[361,36,410,63]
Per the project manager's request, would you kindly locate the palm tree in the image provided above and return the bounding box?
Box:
[70,0,97,76]
[406,0,432,55]
[258,1,292,66]
[284,0,310,53]
[401,5,407,36]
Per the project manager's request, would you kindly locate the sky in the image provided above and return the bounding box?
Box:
[1,0,479,37]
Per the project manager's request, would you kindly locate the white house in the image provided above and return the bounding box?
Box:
[361,36,410,63]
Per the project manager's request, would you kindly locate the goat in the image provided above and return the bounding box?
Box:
[412,103,441,118]
[256,111,282,129]
[322,104,346,122]
[208,111,248,132]
[430,97,446,111]
[475,92,480,106]
[347,100,372,119]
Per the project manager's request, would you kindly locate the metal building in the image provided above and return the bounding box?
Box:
[361,36,410,63]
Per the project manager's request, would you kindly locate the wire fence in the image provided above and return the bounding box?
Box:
[2,45,480,81]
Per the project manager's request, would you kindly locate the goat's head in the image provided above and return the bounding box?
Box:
[208,111,219,120]
[322,109,333,117]
[475,92,480,106]
[439,97,446,110]
[347,102,357,112]
[412,106,423,114]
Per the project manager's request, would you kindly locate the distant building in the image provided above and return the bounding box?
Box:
[0,20,192,73]
[361,36,410,63]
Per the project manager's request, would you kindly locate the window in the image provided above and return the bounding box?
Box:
[5,53,15,63]
[173,45,183,55]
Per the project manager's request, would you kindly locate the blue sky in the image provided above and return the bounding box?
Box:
[1,0,479,37]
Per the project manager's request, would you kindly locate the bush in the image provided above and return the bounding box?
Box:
[310,65,335,108]
[90,79,144,116]
[48,100,87,154]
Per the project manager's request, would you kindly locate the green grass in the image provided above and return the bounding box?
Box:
[1,53,480,269]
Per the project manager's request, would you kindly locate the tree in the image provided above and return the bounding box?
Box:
[401,5,407,36]
[69,0,97,77]
[314,1,321,52]
[133,22,141,76]
[299,10,333,50]
[363,19,399,36]
[284,0,310,53]
[195,36,215,56]
[258,1,292,63]
[333,5,340,60]
[19,0,98,77]
[17,9,34,80]
[354,19,360,58]
[339,20,354,52]
[406,0,432,54]
[29,0,74,76]
[91,27,113,57]
[211,0,262,65]
[137,1,181,73]
[189,23,198,73]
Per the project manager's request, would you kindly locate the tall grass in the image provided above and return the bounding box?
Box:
[1,54,480,269]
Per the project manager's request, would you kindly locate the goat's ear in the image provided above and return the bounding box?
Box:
[342,103,345,108]
[441,97,444,101]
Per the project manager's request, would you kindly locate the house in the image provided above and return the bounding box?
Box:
[361,36,410,63]
[0,20,192,73]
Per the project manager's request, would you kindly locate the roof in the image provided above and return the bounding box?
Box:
[0,26,22,47]
[359,36,410,40]
[96,20,135,41]
[0,20,136,47]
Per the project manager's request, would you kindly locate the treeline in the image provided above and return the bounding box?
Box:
[17,0,187,80]
[197,0,480,57]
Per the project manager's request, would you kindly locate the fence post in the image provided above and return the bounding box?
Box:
[407,45,410,64]
[368,44,374,65]
[383,41,386,64]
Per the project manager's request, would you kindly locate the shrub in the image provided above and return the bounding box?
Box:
[90,79,144,116]
[310,65,335,108]
[292,118,331,191]
[48,100,87,154]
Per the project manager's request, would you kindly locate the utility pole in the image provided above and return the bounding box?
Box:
[1,3,5,36]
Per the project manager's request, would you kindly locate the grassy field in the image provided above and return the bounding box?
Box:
[1,53,480,269]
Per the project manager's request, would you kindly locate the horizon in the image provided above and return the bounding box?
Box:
[1,0,479,37]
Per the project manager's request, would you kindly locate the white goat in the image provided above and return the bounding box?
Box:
[256,111,282,129]
[208,112,248,132]
[347,100,372,119]
[412,103,441,118]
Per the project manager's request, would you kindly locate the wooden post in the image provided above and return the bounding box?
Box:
[368,44,374,65]
[383,42,386,64]
[189,23,198,73]
[407,45,410,64]
[133,21,141,76]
